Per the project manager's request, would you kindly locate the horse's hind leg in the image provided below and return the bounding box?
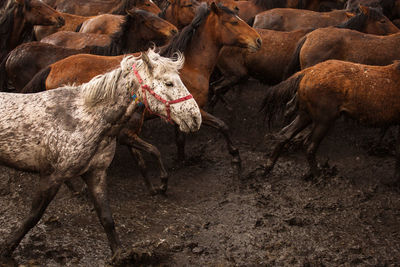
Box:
[81,169,121,255]
[306,122,332,178]
[263,113,311,176]
[0,175,61,259]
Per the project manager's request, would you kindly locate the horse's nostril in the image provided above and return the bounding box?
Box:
[171,29,178,35]
[256,38,262,48]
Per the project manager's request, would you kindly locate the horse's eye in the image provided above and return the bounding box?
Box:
[380,19,386,23]
[166,82,174,87]
[234,6,239,11]
[185,4,193,7]
[230,21,239,25]
[146,3,151,6]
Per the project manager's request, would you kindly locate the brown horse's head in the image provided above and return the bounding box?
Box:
[130,0,162,14]
[127,8,178,43]
[16,0,65,27]
[209,2,261,51]
[353,5,399,35]
[160,0,199,29]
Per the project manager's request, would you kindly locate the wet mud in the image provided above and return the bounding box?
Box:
[1,81,400,266]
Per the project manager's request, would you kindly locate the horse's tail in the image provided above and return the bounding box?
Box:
[0,51,12,92]
[21,66,51,93]
[283,35,307,80]
[261,72,305,126]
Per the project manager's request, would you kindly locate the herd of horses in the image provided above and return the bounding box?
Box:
[0,0,400,263]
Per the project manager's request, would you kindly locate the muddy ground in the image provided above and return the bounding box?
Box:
[1,81,400,266]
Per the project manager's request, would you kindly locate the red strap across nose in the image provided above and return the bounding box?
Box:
[132,63,193,124]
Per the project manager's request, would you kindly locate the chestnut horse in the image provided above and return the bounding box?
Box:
[43,0,161,16]
[0,42,102,92]
[23,2,262,177]
[0,50,201,264]
[0,0,65,62]
[260,59,400,182]
[211,6,398,109]
[34,12,90,41]
[252,5,396,31]
[235,0,344,25]
[285,24,400,78]
[159,0,200,29]
[40,9,177,53]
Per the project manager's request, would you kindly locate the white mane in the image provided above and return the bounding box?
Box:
[83,48,184,106]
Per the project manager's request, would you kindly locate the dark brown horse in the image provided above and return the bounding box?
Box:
[23,3,262,177]
[0,0,65,62]
[252,5,395,31]
[236,0,344,25]
[43,0,161,16]
[40,9,177,53]
[0,42,99,92]
[285,23,400,78]
[159,0,200,29]
[211,6,398,109]
[34,12,91,41]
[260,59,400,182]
[346,0,400,20]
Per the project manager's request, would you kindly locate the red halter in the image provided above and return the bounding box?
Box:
[132,64,194,124]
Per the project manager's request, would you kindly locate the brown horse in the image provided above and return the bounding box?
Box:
[40,9,177,53]
[346,0,400,20]
[0,0,65,61]
[34,12,90,41]
[252,5,396,31]
[211,6,398,109]
[43,0,161,16]
[159,0,200,29]
[0,42,101,92]
[260,59,400,182]
[235,0,344,25]
[285,24,400,78]
[23,2,262,176]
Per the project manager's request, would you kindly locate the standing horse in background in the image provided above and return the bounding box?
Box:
[43,0,161,16]
[40,8,177,52]
[260,59,400,182]
[159,0,200,29]
[252,5,397,32]
[0,0,65,62]
[0,49,201,264]
[210,5,399,109]
[284,24,400,78]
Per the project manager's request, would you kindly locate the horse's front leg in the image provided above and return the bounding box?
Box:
[81,169,121,256]
[0,174,62,260]
[201,109,242,175]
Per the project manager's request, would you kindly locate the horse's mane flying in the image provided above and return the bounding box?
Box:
[160,2,210,57]
[336,7,383,31]
[251,0,287,9]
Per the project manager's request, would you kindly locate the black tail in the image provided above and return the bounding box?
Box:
[283,35,307,80]
[261,72,305,126]
[21,66,51,94]
[0,51,12,92]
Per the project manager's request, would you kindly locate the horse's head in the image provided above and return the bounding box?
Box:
[130,0,161,15]
[127,8,178,43]
[357,5,399,34]
[160,0,199,29]
[134,49,202,133]
[208,2,261,52]
[16,0,65,28]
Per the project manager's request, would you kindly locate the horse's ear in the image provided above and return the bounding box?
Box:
[141,52,154,74]
[358,5,369,15]
[210,2,221,15]
[126,6,139,15]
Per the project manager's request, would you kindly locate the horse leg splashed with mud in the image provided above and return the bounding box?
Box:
[0,48,201,264]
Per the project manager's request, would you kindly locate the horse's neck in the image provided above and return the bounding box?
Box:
[123,22,150,52]
[183,19,222,80]
[9,13,31,51]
